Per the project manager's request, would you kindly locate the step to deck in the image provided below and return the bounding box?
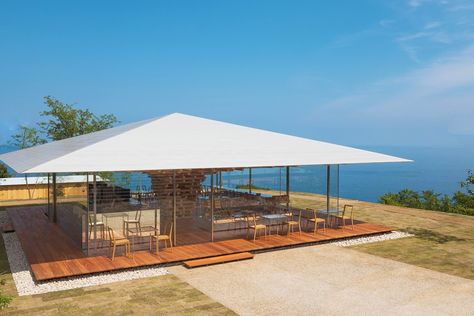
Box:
[1,223,15,233]
[183,252,254,268]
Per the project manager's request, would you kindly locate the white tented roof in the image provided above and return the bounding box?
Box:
[0,113,410,173]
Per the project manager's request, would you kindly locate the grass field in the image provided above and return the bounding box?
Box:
[1,192,474,314]
[288,192,474,280]
[0,206,235,315]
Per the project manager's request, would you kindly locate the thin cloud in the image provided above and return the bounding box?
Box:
[315,45,474,137]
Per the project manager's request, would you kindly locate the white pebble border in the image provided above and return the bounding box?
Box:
[332,231,414,247]
[2,232,168,296]
[2,213,412,297]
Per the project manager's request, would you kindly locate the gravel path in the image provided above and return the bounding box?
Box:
[170,242,474,315]
[2,232,168,296]
[333,231,413,247]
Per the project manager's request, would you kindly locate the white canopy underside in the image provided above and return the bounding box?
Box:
[0,113,410,174]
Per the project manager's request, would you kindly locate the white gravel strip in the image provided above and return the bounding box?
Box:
[332,231,413,247]
[2,232,168,296]
[2,225,411,296]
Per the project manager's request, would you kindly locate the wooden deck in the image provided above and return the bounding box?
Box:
[7,206,392,281]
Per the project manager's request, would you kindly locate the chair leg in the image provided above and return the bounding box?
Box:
[351,218,354,230]
[253,228,257,242]
[313,222,317,235]
[298,223,301,235]
[156,239,159,254]
[112,244,116,261]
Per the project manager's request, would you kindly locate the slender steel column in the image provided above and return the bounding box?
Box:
[173,170,177,246]
[93,173,97,245]
[219,171,222,192]
[326,165,331,211]
[336,165,340,211]
[249,168,252,194]
[52,173,57,223]
[47,173,50,218]
[210,170,214,242]
[286,166,290,210]
[86,172,90,255]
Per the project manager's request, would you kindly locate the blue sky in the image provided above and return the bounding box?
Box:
[1,0,473,147]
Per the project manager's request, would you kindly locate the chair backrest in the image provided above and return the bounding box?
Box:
[306,208,317,220]
[287,208,301,222]
[134,209,142,221]
[107,227,115,242]
[295,209,302,222]
[248,213,258,227]
[162,222,173,238]
[343,205,354,217]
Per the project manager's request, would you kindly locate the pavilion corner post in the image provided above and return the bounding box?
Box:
[248,168,252,194]
[336,164,340,211]
[47,173,50,218]
[326,165,330,211]
[173,170,177,246]
[210,170,214,242]
[52,173,57,223]
[286,166,290,210]
[85,172,90,255]
[93,173,97,245]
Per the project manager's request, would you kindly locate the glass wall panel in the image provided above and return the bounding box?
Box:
[54,173,89,250]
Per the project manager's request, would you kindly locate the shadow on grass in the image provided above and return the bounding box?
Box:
[403,228,465,244]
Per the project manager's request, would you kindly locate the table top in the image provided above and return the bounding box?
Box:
[318,209,339,214]
[261,214,287,220]
[103,212,129,218]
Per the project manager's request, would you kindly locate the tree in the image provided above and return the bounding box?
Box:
[9,125,46,149]
[460,169,474,197]
[421,190,441,211]
[39,96,118,141]
[0,163,10,178]
[9,126,46,199]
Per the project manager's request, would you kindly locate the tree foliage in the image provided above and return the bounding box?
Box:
[9,125,46,149]
[39,96,118,141]
[379,170,474,216]
[0,163,10,178]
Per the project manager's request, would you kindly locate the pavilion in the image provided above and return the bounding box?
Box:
[0,113,409,280]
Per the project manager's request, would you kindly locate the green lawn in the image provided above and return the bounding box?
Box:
[288,192,474,280]
[2,192,474,314]
[0,207,235,315]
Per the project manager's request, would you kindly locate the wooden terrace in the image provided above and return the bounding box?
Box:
[8,206,391,282]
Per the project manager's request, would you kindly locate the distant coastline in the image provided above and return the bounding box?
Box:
[1,144,472,203]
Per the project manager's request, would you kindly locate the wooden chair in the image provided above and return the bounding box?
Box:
[89,214,105,240]
[107,227,131,260]
[306,208,326,234]
[247,214,267,242]
[123,209,142,238]
[150,222,173,254]
[335,205,354,229]
[284,209,302,235]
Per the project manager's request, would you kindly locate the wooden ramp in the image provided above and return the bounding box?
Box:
[184,252,254,268]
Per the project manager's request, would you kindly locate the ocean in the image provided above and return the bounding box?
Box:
[1,145,473,203]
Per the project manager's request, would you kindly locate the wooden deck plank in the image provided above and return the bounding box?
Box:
[7,206,392,281]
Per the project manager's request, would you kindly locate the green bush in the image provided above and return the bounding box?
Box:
[379,170,474,216]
